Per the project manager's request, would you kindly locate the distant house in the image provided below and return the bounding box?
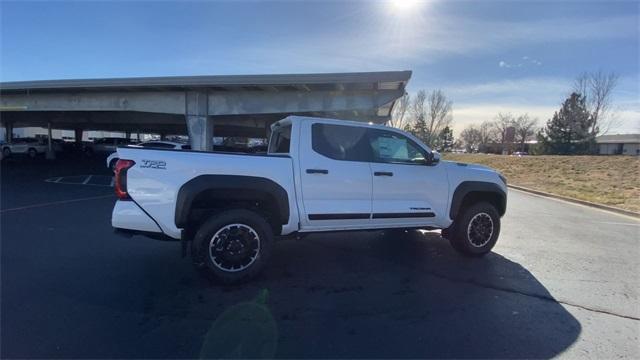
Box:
[596,134,640,155]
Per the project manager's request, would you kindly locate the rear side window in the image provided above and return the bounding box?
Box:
[311,123,371,162]
[269,124,292,154]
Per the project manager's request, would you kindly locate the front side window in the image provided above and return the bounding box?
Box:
[368,129,427,165]
[312,123,371,162]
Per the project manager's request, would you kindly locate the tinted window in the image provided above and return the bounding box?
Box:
[312,123,371,162]
[368,129,427,165]
[142,142,175,149]
[269,124,292,153]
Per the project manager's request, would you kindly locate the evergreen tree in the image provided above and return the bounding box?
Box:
[538,93,595,155]
[437,126,454,152]
[412,115,428,143]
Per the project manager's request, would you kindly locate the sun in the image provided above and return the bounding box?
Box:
[390,0,421,12]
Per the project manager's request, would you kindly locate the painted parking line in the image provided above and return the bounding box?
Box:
[45,175,114,187]
[0,194,114,213]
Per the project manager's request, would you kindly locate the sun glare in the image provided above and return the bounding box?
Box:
[391,0,421,12]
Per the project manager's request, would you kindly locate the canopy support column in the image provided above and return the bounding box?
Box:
[5,122,13,143]
[46,122,55,159]
[74,128,83,144]
[186,90,213,151]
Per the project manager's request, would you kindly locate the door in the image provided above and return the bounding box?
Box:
[12,139,28,153]
[367,129,449,227]
[298,122,372,229]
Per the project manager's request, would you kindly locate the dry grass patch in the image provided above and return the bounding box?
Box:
[443,154,640,213]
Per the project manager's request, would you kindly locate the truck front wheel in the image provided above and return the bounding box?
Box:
[448,202,500,257]
[191,209,274,284]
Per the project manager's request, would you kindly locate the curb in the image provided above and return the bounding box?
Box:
[508,184,640,219]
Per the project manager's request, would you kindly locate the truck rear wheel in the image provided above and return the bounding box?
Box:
[448,202,500,257]
[191,209,273,284]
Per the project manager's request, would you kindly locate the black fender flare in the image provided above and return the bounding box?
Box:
[449,181,507,221]
[175,175,289,228]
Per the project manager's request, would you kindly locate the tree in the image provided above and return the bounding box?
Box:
[425,90,453,147]
[493,113,515,154]
[388,93,410,130]
[513,114,538,152]
[409,89,453,147]
[537,92,595,155]
[410,90,428,140]
[478,120,497,152]
[437,126,454,152]
[574,71,619,136]
[460,125,481,153]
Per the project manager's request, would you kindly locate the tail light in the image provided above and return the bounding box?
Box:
[114,159,135,200]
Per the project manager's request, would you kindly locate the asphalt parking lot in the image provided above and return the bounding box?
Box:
[1,157,639,358]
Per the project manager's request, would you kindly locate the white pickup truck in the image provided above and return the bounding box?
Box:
[112,116,507,283]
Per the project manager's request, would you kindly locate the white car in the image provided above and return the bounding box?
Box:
[111,116,507,284]
[2,138,48,158]
[106,140,190,171]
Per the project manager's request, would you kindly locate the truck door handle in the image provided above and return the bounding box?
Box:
[306,169,329,174]
[374,171,394,176]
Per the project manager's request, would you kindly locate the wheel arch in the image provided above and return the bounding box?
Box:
[175,175,289,234]
[449,181,507,221]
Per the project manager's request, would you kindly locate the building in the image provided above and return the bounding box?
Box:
[0,71,411,152]
[596,134,640,155]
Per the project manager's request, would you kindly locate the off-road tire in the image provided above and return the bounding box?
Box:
[449,201,500,257]
[191,209,274,284]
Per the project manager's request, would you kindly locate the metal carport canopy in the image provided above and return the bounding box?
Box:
[0,70,411,149]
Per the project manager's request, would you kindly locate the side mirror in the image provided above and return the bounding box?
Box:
[428,151,441,165]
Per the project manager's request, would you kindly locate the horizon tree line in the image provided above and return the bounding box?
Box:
[390,70,619,155]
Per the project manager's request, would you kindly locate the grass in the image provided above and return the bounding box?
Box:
[443,153,640,213]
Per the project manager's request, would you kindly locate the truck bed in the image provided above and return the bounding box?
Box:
[114,147,298,239]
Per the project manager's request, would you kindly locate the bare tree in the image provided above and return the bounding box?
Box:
[411,90,428,140]
[573,71,619,135]
[460,125,481,152]
[407,89,453,147]
[478,120,497,151]
[493,113,514,143]
[388,93,411,129]
[493,113,515,154]
[513,114,538,152]
[425,89,453,147]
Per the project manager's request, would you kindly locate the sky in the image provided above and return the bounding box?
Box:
[1,0,638,135]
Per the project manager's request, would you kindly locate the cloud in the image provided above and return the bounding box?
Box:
[498,57,542,69]
[442,77,571,103]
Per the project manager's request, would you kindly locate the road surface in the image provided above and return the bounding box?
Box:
[1,161,638,358]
